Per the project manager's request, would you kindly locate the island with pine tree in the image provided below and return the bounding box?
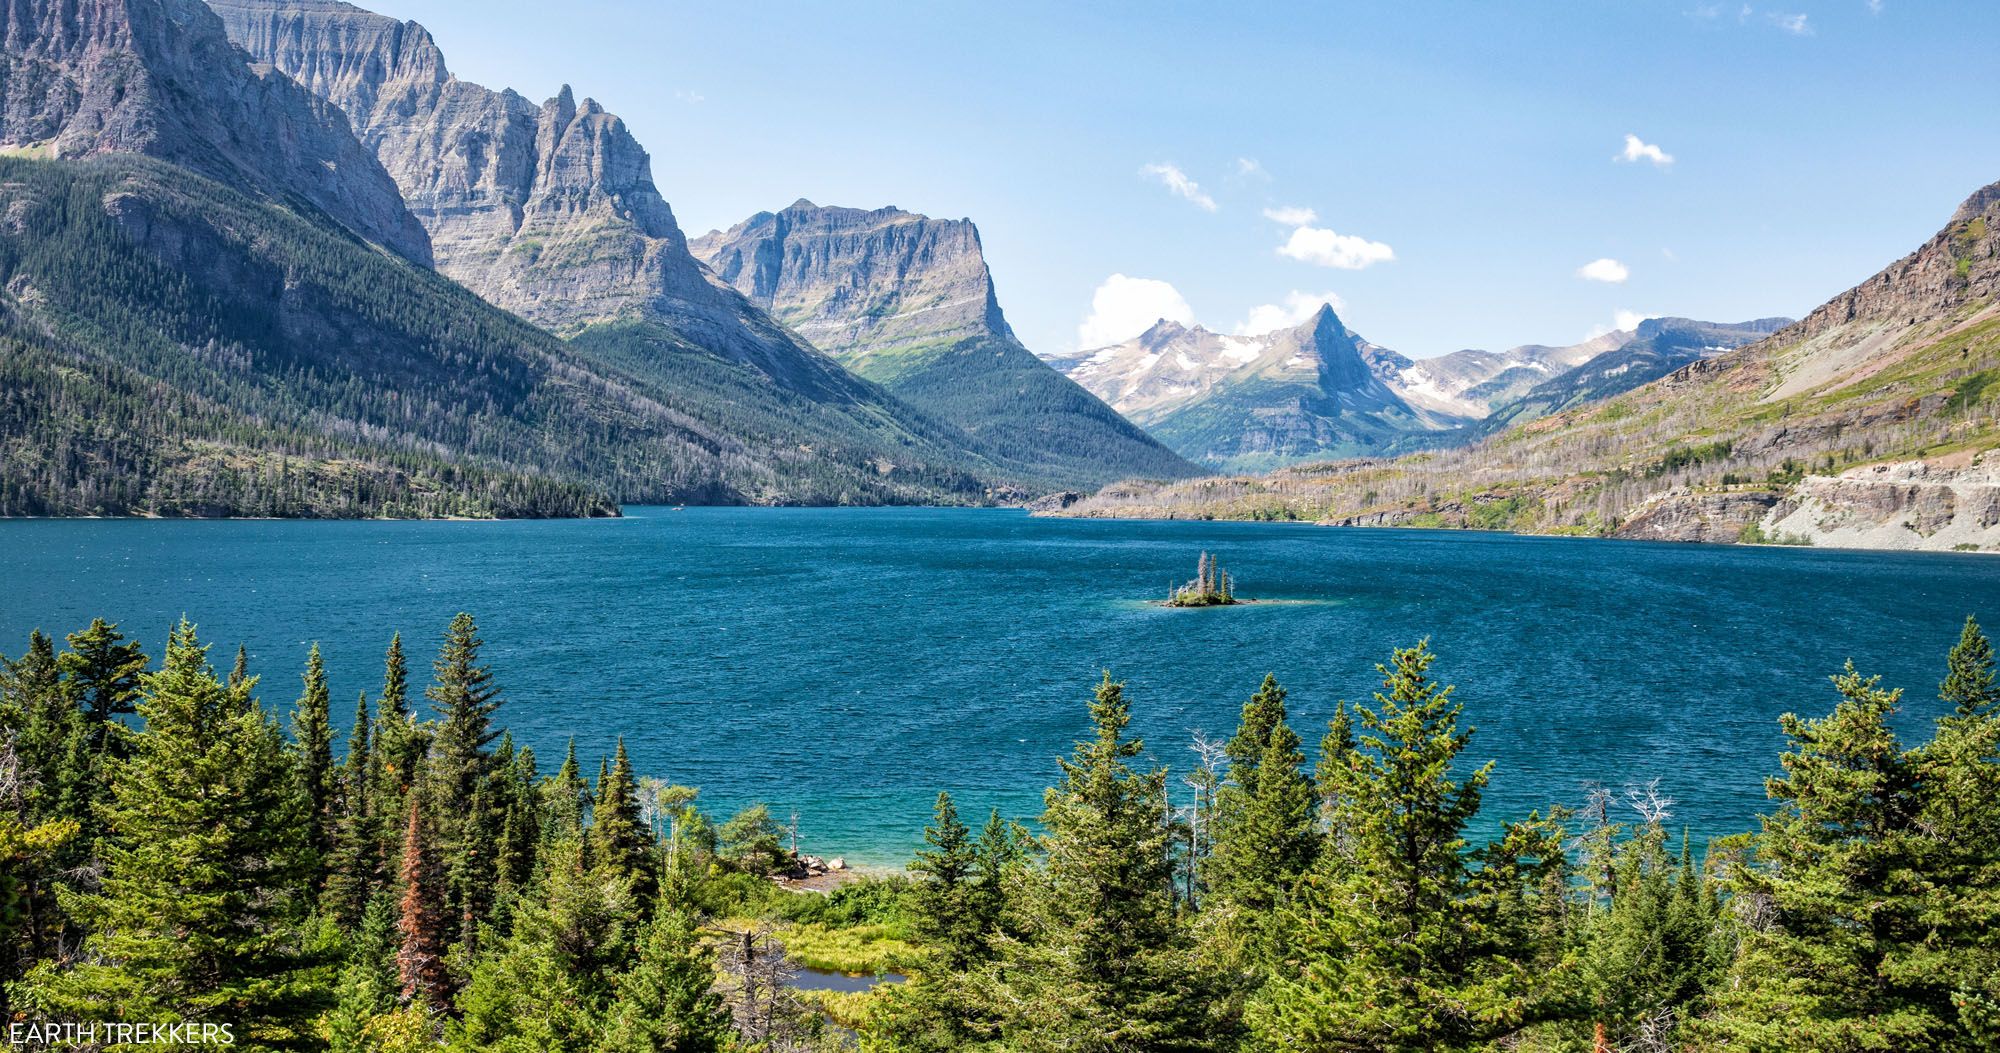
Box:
[1165,552,1243,607]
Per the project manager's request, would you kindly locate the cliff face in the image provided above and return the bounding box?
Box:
[0,0,429,261]
[208,0,851,389]
[691,199,1199,484]
[691,201,1015,374]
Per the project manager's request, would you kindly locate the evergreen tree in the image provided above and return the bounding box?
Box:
[1560,822,1725,1050]
[1315,701,1360,862]
[323,691,380,927]
[718,804,787,875]
[873,792,1003,1050]
[328,892,400,1053]
[1210,674,1318,953]
[1251,642,1566,1051]
[1920,619,2000,1043]
[447,836,634,1053]
[294,643,337,872]
[1705,663,1963,1049]
[0,631,92,861]
[426,613,501,801]
[597,903,732,1053]
[1941,614,1999,718]
[56,617,146,758]
[17,620,315,1049]
[421,613,502,943]
[375,632,424,795]
[397,797,449,1010]
[591,739,653,903]
[984,673,1223,1050]
[546,739,589,839]
[229,644,250,690]
[911,792,983,970]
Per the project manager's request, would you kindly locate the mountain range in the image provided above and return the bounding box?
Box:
[1060,179,2000,552]
[0,0,1203,518]
[212,0,1190,490]
[1051,307,1786,469]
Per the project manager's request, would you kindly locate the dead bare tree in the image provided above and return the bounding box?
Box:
[715,924,823,1051]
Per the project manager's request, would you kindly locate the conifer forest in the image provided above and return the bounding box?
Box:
[3,612,1996,1051]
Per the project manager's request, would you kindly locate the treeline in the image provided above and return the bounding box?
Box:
[3,616,1997,1051]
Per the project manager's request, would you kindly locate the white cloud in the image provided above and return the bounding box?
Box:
[1769,11,1811,33]
[1867,0,1883,12]
[1576,257,1631,283]
[673,89,706,104]
[1077,274,1196,349]
[1617,134,1674,166]
[1140,163,1217,211]
[1276,226,1395,270]
[1586,310,1656,340]
[1235,157,1268,179]
[1234,291,1345,336]
[1261,205,1319,225]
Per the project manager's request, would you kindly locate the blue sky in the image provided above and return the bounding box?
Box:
[383,0,2000,359]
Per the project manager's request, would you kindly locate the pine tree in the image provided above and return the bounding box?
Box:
[375,632,423,795]
[1316,700,1360,861]
[447,836,634,1053]
[323,691,380,927]
[426,613,501,803]
[984,673,1224,1050]
[597,904,732,1053]
[1919,618,2000,1044]
[397,797,449,1010]
[1210,674,1318,952]
[422,613,503,943]
[229,643,250,690]
[874,791,999,1050]
[328,892,400,1053]
[294,643,337,873]
[1705,662,1959,1049]
[591,739,653,903]
[56,617,146,757]
[16,620,315,1049]
[1251,641,1566,1050]
[1941,614,1999,718]
[546,739,589,840]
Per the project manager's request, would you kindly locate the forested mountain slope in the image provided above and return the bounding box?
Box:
[0,156,1011,516]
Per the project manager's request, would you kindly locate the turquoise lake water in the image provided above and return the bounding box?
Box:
[3,507,1995,865]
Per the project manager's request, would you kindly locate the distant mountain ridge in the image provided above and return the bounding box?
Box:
[1051,307,1650,468]
[692,200,1198,485]
[1056,179,2000,553]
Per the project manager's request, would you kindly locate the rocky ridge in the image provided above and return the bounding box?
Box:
[0,0,428,261]
[209,0,863,389]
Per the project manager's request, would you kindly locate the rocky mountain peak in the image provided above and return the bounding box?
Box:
[1,0,429,260]
[1138,318,1194,346]
[690,200,1016,361]
[1950,179,2000,226]
[209,0,851,386]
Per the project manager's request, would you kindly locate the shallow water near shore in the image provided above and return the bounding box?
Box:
[3,507,1996,865]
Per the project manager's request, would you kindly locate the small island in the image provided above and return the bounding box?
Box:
[1166,551,1242,607]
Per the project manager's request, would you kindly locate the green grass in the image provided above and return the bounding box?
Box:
[774,922,917,975]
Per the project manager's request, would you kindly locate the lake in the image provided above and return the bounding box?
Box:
[2,508,1994,865]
